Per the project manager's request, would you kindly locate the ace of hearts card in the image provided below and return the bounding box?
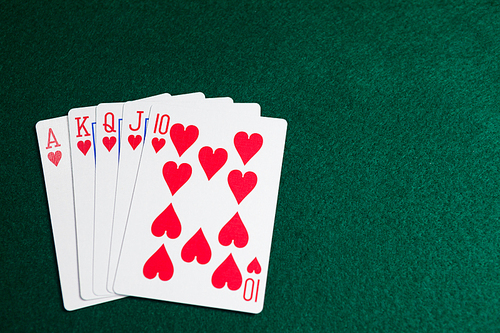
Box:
[114,103,287,313]
[36,116,121,310]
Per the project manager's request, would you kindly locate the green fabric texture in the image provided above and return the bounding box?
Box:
[2,0,500,331]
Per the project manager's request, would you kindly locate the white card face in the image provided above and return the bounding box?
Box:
[114,104,287,313]
[93,102,123,296]
[68,106,104,300]
[106,97,253,292]
[36,116,120,310]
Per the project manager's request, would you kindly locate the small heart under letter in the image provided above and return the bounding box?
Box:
[218,213,249,248]
[152,137,165,153]
[181,228,211,265]
[198,146,228,180]
[151,204,181,239]
[143,244,174,281]
[211,254,242,291]
[162,161,192,195]
[77,140,91,156]
[247,257,261,274]
[228,170,257,204]
[102,136,116,152]
[128,135,142,150]
[234,132,263,165]
[48,151,62,166]
[170,123,199,157]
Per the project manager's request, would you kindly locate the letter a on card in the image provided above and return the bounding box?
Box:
[36,116,121,310]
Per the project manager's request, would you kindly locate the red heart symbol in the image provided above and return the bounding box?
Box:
[151,204,181,239]
[128,135,142,150]
[247,257,261,274]
[218,213,248,248]
[198,146,228,180]
[163,161,192,195]
[77,140,91,156]
[211,254,242,291]
[151,137,165,153]
[170,123,199,157]
[143,244,174,281]
[228,170,257,204]
[234,132,263,165]
[181,228,211,265]
[102,136,116,152]
[47,151,62,166]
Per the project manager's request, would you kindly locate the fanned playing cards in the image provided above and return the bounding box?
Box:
[36,92,287,313]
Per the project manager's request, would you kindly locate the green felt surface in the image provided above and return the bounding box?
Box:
[2,0,500,331]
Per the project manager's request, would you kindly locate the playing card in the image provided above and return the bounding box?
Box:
[107,99,260,292]
[93,93,205,296]
[106,97,239,292]
[68,106,110,300]
[114,104,287,313]
[36,116,120,310]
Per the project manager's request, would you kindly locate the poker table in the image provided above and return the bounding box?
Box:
[2,0,500,331]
